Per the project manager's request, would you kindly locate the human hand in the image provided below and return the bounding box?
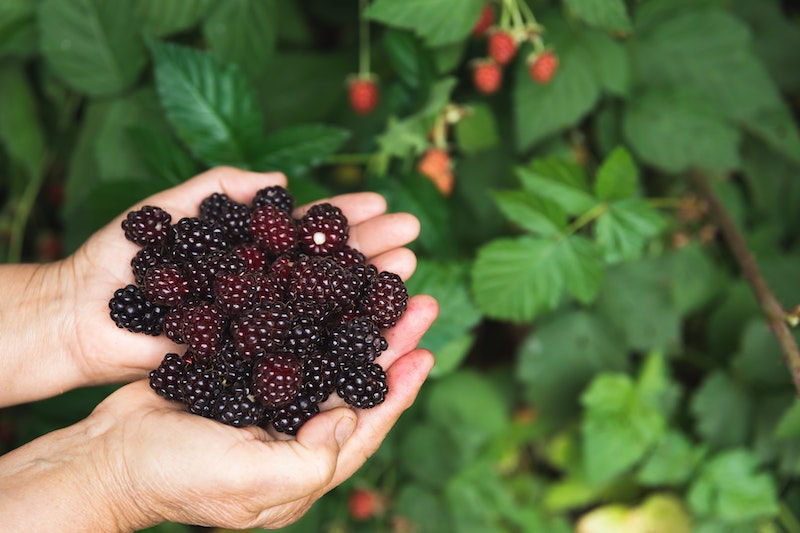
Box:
[0,292,438,531]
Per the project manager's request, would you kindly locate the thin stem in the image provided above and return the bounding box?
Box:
[500,0,512,30]
[689,170,800,395]
[358,0,370,76]
[507,0,525,32]
[8,167,46,263]
[560,202,608,240]
[518,0,539,26]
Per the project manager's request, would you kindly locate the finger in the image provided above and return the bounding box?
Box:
[348,213,420,259]
[367,247,417,281]
[294,192,387,226]
[377,294,439,369]
[327,349,435,488]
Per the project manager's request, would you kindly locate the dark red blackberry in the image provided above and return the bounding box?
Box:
[143,264,190,306]
[215,200,252,244]
[199,192,231,222]
[109,284,167,335]
[182,302,226,361]
[131,244,170,285]
[252,352,303,408]
[213,380,268,427]
[336,361,388,409]
[170,217,230,263]
[332,245,366,268]
[297,203,349,255]
[183,363,222,418]
[249,204,297,255]
[285,314,322,358]
[329,318,387,363]
[122,205,172,247]
[215,270,262,315]
[253,185,294,213]
[231,243,268,272]
[163,306,188,343]
[212,340,253,386]
[359,271,408,328]
[230,302,292,359]
[185,251,245,301]
[258,271,286,304]
[287,255,357,312]
[270,393,320,435]
[302,352,339,403]
[149,352,188,402]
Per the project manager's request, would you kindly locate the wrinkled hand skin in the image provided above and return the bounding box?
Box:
[0,166,440,531]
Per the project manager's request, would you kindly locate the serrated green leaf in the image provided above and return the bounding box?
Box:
[254,124,349,175]
[471,237,564,322]
[564,0,632,32]
[690,371,754,449]
[135,0,214,37]
[364,0,485,47]
[595,147,638,201]
[383,28,437,93]
[623,88,741,173]
[0,63,46,180]
[687,449,779,523]
[492,190,564,237]
[400,422,464,487]
[595,199,665,262]
[38,0,146,96]
[455,103,499,155]
[583,31,631,97]
[556,235,604,304]
[517,167,597,215]
[731,320,792,389]
[128,127,199,186]
[740,106,800,166]
[638,431,705,486]
[517,310,628,421]
[203,0,277,78]
[774,399,800,440]
[150,40,265,167]
[667,244,725,314]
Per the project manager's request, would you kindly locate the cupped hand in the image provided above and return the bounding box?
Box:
[90,293,438,530]
[63,166,421,389]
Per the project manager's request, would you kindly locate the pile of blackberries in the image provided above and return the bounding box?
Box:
[108,186,408,434]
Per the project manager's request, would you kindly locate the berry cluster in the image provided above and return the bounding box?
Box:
[109,186,408,434]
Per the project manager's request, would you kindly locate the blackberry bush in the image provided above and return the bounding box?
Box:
[109,185,406,432]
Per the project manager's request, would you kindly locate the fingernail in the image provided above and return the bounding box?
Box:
[334,415,356,447]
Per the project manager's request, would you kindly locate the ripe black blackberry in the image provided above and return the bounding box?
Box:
[337,361,388,409]
[183,363,222,418]
[163,306,188,344]
[186,251,245,301]
[332,245,366,268]
[131,244,170,285]
[359,271,408,329]
[149,352,188,402]
[284,314,322,359]
[109,284,167,335]
[143,264,190,306]
[329,318,388,363]
[230,302,292,359]
[170,217,230,263]
[215,270,261,315]
[252,352,303,408]
[297,203,349,255]
[270,393,320,435]
[253,185,294,214]
[199,192,232,222]
[302,351,339,403]
[213,380,268,427]
[122,205,172,247]
[215,200,252,244]
[249,204,297,255]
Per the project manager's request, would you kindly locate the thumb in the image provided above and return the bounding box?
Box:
[296,407,357,451]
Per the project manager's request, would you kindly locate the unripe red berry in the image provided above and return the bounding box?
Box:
[348,76,379,115]
[472,59,503,95]
[488,30,517,65]
[528,51,559,84]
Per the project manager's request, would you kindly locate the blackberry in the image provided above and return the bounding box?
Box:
[215,270,262,315]
[284,314,322,358]
[122,205,172,247]
[213,380,268,427]
[149,352,188,402]
[249,204,297,255]
[287,255,357,312]
[329,318,387,363]
[359,271,408,328]
[163,306,188,344]
[231,243,268,272]
[182,302,226,361]
[253,185,294,214]
[215,200,252,244]
[183,363,222,418]
[332,245,366,268]
[336,361,388,409]
[230,302,292,359]
[109,284,167,335]
[252,352,303,408]
[302,351,339,403]
[186,251,245,301]
[350,263,378,292]
[170,217,229,263]
[143,264,190,306]
[199,192,231,222]
[297,203,349,255]
[213,340,253,386]
[270,393,320,435]
[131,244,170,285]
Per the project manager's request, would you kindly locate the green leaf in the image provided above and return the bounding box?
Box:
[556,235,604,304]
[404,260,482,377]
[38,0,146,96]
[623,88,741,173]
[0,0,35,52]
[203,0,277,78]
[517,310,628,422]
[581,372,667,485]
[0,63,46,180]
[690,371,754,449]
[584,31,631,97]
[150,40,265,167]
[564,0,632,32]
[395,485,454,533]
[399,422,465,487]
[128,127,199,186]
[638,431,705,486]
[688,449,779,523]
[731,320,793,389]
[774,399,800,439]
[667,243,725,315]
[455,103,500,155]
[383,28,437,93]
[594,146,638,201]
[255,124,350,175]
[517,167,597,215]
[364,0,485,47]
[135,0,214,37]
[492,190,565,237]
[595,199,665,262]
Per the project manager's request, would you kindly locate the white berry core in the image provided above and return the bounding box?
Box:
[313,232,327,245]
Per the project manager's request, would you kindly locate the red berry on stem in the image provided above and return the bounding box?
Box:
[488,30,517,65]
[417,148,454,196]
[348,76,379,115]
[471,4,495,36]
[528,51,559,84]
[472,59,503,95]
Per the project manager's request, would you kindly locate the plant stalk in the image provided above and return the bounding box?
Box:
[689,170,800,395]
[358,0,370,76]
